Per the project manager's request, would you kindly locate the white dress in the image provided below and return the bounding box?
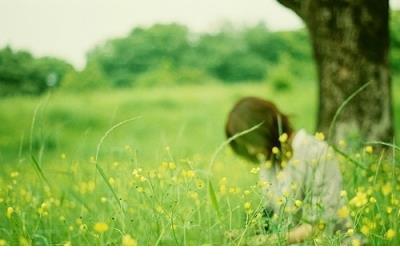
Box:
[260,129,350,233]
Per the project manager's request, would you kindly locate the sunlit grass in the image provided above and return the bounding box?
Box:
[0,82,400,245]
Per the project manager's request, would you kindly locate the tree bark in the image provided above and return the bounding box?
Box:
[278,0,394,142]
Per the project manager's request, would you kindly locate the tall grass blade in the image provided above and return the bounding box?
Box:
[29,92,52,155]
[331,145,367,170]
[67,190,92,212]
[206,122,262,220]
[327,81,371,143]
[96,163,124,213]
[31,155,50,187]
[366,141,400,151]
[95,116,141,163]
[208,180,221,218]
[208,122,263,173]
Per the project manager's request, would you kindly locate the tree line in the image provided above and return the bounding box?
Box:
[1,11,399,96]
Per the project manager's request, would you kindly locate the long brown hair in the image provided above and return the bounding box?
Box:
[225,97,293,163]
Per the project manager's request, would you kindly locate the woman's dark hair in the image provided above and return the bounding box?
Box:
[225,97,293,163]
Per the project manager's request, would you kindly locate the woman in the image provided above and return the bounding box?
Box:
[225,97,351,244]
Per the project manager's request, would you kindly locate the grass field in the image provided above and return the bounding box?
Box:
[1,82,400,245]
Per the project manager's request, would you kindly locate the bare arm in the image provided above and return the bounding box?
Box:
[286,223,313,244]
[247,224,314,245]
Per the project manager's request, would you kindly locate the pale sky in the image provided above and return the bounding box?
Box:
[1,0,400,69]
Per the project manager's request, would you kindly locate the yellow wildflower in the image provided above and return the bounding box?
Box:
[219,177,227,184]
[136,187,144,193]
[382,183,392,196]
[272,147,280,154]
[229,186,241,194]
[108,177,115,186]
[0,239,6,246]
[338,140,346,148]
[364,146,373,154]
[318,221,326,231]
[350,191,368,207]
[186,170,196,178]
[369,197,377,203]
[337,206,350,219]
[347,229,354,236]
[132,168,142,177]
[352,239,361,246]
[19,237,31,246]
[386,207,393,214]
[244,202,252,210]
[6,207,14,219]
[276,197,286,206]
[250,167,260,174]
[168,162,176,170]
[156,206,164,214]
[314,132,325,141]
[257,180,269,189]
[279,133,288,143]
[294,200,303,208]
[385,229,396,240]
[195,179,205,189]
[79,224,88,232]
[10,171,19,178]
[361,225,370,236]
[188,191,199,200]
[122,234,137,246]
[93,222,109,233]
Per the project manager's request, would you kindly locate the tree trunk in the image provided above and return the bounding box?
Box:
[277,0,394,143]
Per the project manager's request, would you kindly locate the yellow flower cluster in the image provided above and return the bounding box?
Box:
[350,191,368,207]
[122,234,137,246]
[314,132,325,141]
[94,222,109,233]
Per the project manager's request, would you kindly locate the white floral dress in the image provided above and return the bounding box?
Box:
[260,129,351,233]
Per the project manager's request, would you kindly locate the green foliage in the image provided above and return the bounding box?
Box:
[0,47,73,96]
[271,73,293,92]
[212,51,267,82]
[87,23,314,86]
[135,62,213,87]
[60,63,109,91]
[268,56,295,92]
[1,84,400,245]
[87,24,191,87]
[391,11,400,74]
[2,11,400,94]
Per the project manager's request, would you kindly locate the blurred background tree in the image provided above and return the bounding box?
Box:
[0,47,72,96]
[2,10,400,99]
[278,0,394,142]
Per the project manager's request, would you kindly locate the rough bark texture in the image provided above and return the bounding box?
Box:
[278,0,394,142]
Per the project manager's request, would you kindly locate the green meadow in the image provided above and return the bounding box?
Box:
[1,81,400,245]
